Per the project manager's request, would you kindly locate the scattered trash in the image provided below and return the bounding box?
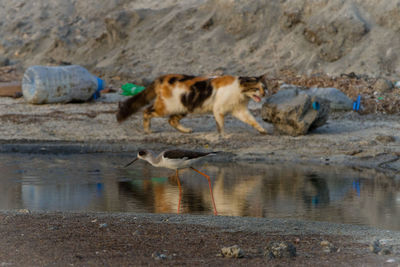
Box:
[0,82,22,98]
[312,101,320,110]
[353,95,361,111]
[264,241,296,259]
[394,81,400,88]
[121,83,145,96]
[303,86,354,111]
[220,245,245,258]
[22,65,105,104]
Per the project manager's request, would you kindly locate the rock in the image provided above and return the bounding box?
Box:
[99,223,108,228]
[370,239,393,255]
[151,252,167,260]
[375,135,396,144]
[373,78,394,93]
[261,88,330,136]
[302,87,354,111]
[220,245,245,258]
[0,56,10,67]
[264,241,296,259]
[320,240,339,253]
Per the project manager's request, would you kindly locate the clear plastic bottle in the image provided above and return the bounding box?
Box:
[22,65,105,104]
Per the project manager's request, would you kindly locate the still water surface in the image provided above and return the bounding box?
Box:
[1,153,399,230]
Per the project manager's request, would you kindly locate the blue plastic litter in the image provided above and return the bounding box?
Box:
[353,95,361,111]
[93,77,105,99]
[312,101,320,111]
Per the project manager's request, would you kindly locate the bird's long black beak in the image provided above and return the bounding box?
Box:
[124,157,138,168]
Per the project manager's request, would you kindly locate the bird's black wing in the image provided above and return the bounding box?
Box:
[163,150,212,160]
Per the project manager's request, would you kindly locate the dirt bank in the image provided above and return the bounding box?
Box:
[1,0,400,82]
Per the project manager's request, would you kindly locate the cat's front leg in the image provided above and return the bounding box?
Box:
[232,108,268,135]
[213,109,226,136]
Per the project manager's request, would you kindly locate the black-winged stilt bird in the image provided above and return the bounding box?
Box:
[124,149,218,215]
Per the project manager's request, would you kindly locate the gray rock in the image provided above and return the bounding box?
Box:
[373,78,394,93]
[302,87,353,111]
[265,241,296,259]
[220,245,245,258]
[0,56,10,67]
[261,88,330,136]
[370,239,393,255]
[151,252,167,260]
[320,240,339,253]
[375,135,396,144]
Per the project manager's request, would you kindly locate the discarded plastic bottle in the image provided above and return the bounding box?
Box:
[121,83,145,96]
[22,65,105,104]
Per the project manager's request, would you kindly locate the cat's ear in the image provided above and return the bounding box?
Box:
[257,73,268,82]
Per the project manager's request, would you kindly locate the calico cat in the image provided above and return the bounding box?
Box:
[116,74,268,135]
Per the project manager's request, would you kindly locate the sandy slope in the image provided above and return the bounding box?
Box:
[1,0,400,83]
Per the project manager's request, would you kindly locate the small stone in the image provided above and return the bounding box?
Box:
[369,240,381,254]
[16,209,30,214]
[265,241,296,259]
[375,135,395,144]
[373,78,394,93]
[221,245,245,258]
[320,240,338,253]
[379,248,392,255]
[152,252,167,260]
[0,56,10,67]
[99,223,108,228]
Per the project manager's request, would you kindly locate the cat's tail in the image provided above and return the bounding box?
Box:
[116,82,156,122]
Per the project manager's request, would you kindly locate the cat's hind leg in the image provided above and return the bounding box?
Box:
[168,114,192,133]
[143,105,159,134]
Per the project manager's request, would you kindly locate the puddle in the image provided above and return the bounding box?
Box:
[0,153,400,230]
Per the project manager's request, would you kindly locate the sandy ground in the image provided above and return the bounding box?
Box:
[1,95,400,173]
[1,211,399,266]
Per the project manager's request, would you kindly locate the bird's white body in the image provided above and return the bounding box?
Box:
[138,150,215,170]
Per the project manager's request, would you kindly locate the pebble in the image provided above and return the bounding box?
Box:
[320,240,339,253]
[265,241,296,259]
[375,135,396,144]
[369,239,393,255]
[220,245,245,258]
[152,252,167,260]
[16,209,30,214]
[99,223,108,228]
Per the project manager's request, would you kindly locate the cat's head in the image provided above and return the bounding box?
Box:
[238,75,267,102]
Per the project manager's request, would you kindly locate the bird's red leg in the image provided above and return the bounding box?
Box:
[190,167,218,216]
[175,169,182,214]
